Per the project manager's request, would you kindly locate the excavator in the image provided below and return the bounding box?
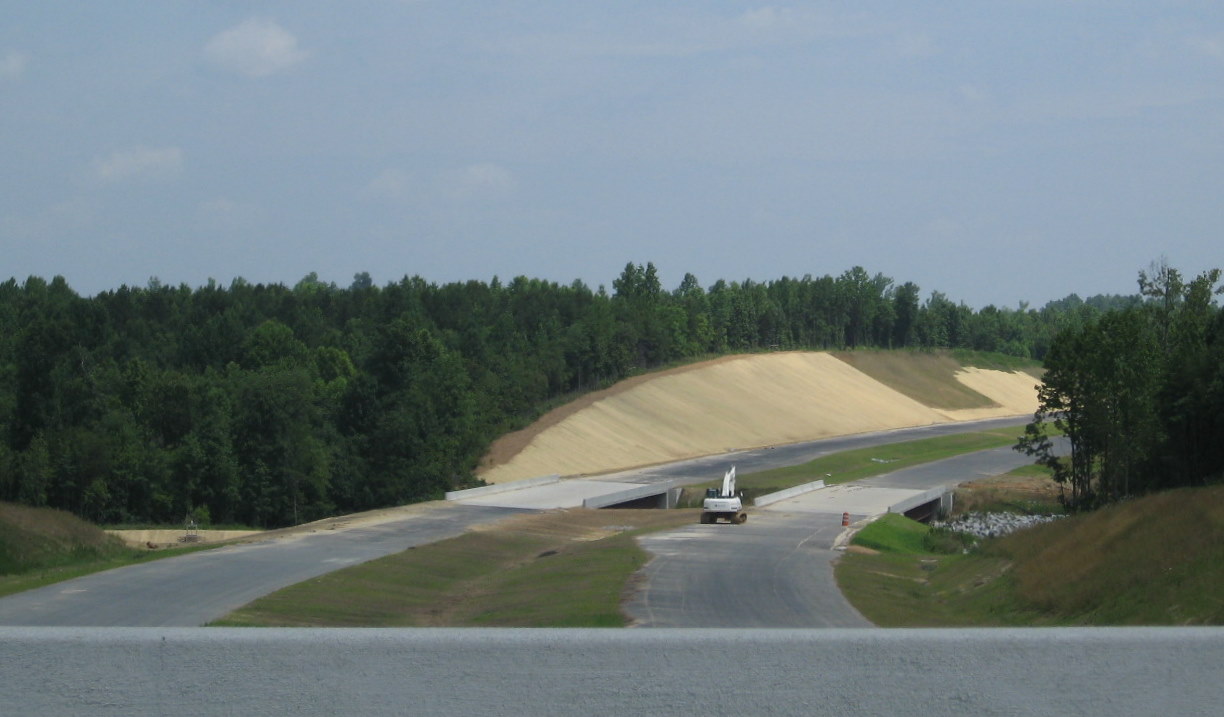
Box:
[700,466,747,524]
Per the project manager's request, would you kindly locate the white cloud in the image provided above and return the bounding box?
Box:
[1,50,28,81]
[894,32,938,59]
[442,163,516,199]
[739,7,782,31]
[197,197,264,231]
[958,84,989,103]
[495,7,861,60]
[204,18,307,77]
[2,197,97,239]
[91,146,183,183]
[1188,33,1224,60]
[199,197,244,217]
[364,169,417,201]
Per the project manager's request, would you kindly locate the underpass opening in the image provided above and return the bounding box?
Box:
[900,491,954,524]
[602,494,668,509]
[583,485,680,510]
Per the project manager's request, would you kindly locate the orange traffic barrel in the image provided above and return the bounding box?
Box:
[841,512,850,526]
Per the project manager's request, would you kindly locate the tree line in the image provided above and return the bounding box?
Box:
[1019,261,1224,511]
[0,263,1136,527]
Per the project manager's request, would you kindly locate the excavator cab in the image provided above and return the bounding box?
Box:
[700,466,747,524]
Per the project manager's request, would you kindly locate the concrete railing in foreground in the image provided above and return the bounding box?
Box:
[444,474,560,501]
[752,479,826,507]
[3,627,1222,715]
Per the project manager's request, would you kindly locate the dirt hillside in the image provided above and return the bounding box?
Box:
[106,529,264,548]
[479,351,1039,483]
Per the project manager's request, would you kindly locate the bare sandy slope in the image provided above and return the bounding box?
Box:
[479,352,1039,484]
[107,502,452,547]
[107,529,264,547]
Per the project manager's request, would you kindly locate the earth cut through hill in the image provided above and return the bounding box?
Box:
[478,351,1040,484]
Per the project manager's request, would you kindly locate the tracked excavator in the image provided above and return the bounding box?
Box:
[701,466,747,524]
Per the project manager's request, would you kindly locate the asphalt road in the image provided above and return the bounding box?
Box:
[627,514,869,627]
[0,417,1033,627]
[453,416,1034,509]
[0,504,526,626]
[595,415,1030,486]
[625,444,1038,628]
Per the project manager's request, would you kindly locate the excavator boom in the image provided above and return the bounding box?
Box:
[721,466,736,498]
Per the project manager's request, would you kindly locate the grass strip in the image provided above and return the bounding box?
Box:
[837,512,1054,627]
[211,509,698,627]
[852,513,932,554]
[215,430,1061,628]
[0,502,225,598]
[836,482,1224,626]
[0,542,218,599]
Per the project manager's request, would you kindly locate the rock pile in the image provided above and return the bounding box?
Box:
[932,512,1064,539]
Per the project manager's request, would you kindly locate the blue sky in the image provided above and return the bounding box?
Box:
[2,2,1222,308]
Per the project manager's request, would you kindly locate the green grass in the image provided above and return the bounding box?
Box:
[103,522,258,531]
[0,545,218,599]
[836,483,1224,626]
[998,485,1224,624]
[833,348,1042,410]
[212,509,698,627]
[852,513,932,554]
[833,350,995,409]
[679,429,1025,506]
[949,348,1044,376]
[838,512,1062,627]
[0,502,222,598]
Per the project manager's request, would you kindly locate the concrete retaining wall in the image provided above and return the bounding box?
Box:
[444,474,560,501]
[887,486,948,515]
[753,479,826,507]
[582,482,674,509]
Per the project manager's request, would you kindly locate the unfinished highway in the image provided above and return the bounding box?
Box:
[0,419,1023,627]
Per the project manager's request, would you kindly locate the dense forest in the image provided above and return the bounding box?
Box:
[1020,261,1224,511]
[0,262,1143,527]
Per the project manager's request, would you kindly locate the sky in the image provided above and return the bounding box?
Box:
[2,2,1222,309]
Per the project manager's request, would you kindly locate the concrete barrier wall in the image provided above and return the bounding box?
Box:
[444,474,560,501]
[752,479,827,507]
[3,627,1222,716]
[887,486,948,515]
[582,482,674,509]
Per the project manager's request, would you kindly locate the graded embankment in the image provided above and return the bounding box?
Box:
[479,351,1040,483]
[105,529,263,548]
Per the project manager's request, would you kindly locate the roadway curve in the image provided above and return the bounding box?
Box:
[0,418,1027,627]
[626,444,1035,628]
[575,416,1029,487]
[0,504,525,627]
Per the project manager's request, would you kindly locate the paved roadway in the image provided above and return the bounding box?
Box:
[453,416,1031,509]
[627,514,869,627]
[626,444,1036,628]
[0,504,525,626]
[593,416,1030,487]
[0,417,1030,627]
[4,627,1223,716]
